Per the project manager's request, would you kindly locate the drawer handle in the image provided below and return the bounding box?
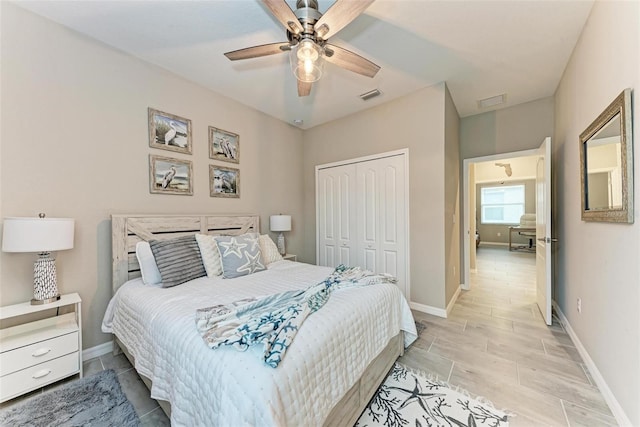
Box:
[32,348,52,357]
[32,369,52,379]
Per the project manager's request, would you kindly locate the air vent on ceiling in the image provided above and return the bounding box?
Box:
[477,93,507,109]
[360,89,382,101]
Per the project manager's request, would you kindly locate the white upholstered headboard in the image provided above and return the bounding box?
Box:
[111,214,260,293]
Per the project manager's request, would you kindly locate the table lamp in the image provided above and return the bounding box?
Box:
[270,214,291,256]
[2,214,75,305]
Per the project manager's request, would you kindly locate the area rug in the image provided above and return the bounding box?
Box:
[356,363,509,427]
[0,369,140,427]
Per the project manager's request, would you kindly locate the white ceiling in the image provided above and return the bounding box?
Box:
[14,0,594,129]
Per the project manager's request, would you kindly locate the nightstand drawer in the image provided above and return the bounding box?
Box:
[0,352,79,402]
[0,332,78,376]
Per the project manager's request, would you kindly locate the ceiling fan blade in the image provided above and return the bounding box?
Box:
[298,80,312,97]
[261,0,304,35]
[324,44,380,78]
[314,0,375,39]
[224,42,290,61]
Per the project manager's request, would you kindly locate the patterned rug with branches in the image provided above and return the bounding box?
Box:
[356,363,510,427]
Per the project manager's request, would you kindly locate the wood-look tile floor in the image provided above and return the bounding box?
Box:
[399,246,617,426]
[1,246,617,426]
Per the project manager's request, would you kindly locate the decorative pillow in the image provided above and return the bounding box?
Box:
[135,241,162,286]
[195,233,223,277]
[215,233,266,279]
[149,235,206,288]
[258,234,283,265]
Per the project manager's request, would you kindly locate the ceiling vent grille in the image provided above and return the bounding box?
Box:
[477,93,507,109]
[360,89,382,101]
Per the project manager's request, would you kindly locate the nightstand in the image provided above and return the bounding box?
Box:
[0,293,82,402]
[283,254,297,261]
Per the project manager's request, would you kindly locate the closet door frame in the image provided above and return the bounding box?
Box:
[315,149,410,298]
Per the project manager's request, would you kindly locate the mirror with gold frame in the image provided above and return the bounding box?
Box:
[580,89,633,223]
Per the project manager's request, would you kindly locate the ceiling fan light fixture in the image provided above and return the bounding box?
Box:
[290,39,324,83]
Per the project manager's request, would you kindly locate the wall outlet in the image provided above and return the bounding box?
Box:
[577,298,582,313]
[453,266,456,276]
[497,232,502,237]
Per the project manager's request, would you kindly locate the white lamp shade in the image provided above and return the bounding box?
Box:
[2,217,75,253]
[270,215,291,232]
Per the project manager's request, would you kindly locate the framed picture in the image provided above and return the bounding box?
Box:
[209,126,239,164]
[149,108,192,154]
[209,165,240,198]
[149,154,193,195]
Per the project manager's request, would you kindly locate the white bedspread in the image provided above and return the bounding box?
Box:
[102,261,417,426]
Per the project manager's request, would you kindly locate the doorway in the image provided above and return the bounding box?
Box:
[462,148,539,291]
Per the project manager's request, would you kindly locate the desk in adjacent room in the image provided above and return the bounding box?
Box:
[508,226,536,251]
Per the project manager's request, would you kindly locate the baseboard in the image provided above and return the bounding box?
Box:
[82,341,113,362]
[479,242,509,247]
[410,301,447,318]
[553,302,631,426]
[446,286,461,315]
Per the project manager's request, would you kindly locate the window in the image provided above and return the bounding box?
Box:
[480,185,525,224]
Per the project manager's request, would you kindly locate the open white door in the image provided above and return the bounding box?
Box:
[536,137,553,325]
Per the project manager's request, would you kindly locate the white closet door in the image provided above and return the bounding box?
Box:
[356,155,406,295]
[356,162,379,272]
[317,164,356,268]
[379,155,406,296]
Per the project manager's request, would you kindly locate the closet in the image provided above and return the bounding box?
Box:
[316,151,408,298]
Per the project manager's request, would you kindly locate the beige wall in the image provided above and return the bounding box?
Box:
[302,83,458,310]
[0,3,304,349]
[553,0,640,424]
[460,97,554,160]
[444,86,460,304]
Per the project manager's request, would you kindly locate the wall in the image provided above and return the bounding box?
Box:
[553,0,640,424]
[303,83,457,310]
[0,3,304,349]
[444,86,460,304]
[474,155,538,182]
[460,97,554,160]
[476,179,536,245]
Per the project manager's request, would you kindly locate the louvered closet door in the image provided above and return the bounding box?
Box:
[317,164,357,268]
[356,155,406,296]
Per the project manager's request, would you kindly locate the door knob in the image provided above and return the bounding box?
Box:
[537,237,559,243]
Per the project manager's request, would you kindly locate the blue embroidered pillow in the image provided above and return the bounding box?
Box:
[215,233,266,279]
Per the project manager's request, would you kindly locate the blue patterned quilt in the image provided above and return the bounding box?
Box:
[195,265,397,367]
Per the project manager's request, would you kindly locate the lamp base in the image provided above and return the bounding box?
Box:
[277,232,286,256]
[32,252,60,304]
[31,295,61,305]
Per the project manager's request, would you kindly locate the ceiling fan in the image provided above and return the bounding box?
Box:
[224,0,380,97]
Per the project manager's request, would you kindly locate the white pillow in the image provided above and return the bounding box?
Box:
[195,233,223,277]
[259,234,283,265]
[135,241,162,286]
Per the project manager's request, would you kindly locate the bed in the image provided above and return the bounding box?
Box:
[103,214,416,426]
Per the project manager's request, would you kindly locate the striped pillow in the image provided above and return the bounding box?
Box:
[149,235,206,288]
